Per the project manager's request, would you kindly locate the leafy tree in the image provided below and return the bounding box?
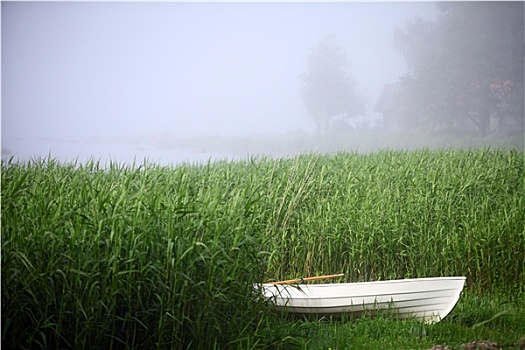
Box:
[301,35,365,133]
[395,2,524,135]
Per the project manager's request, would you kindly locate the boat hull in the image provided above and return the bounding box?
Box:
[261,277,466,323]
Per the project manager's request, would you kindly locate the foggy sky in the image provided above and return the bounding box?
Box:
[2,1,439,160]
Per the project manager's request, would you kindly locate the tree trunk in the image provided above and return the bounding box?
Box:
[478,83,491,136]
[323,98,329,133]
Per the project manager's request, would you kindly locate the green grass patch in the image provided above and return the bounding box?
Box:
[299,291,525,349]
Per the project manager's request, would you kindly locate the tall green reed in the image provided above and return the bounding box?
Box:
[261,149,524,293]
[2,148,524,349]
[2,157,272,349]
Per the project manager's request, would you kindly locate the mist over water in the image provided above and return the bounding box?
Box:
[2,2,522,166]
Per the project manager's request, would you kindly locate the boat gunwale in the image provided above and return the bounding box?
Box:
[262,276,466,288]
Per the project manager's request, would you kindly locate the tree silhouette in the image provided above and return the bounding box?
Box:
[301,35,365,133]
[395,2,524,135]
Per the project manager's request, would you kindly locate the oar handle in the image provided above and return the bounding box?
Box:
[269,273,344,285]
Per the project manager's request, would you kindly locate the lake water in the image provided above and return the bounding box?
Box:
[2,137,241,167]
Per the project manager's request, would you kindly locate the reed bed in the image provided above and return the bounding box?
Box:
[2,149,524,349]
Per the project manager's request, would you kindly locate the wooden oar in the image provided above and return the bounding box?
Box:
[269,273,344,285]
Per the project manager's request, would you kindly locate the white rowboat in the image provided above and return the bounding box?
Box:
[262,276,466,323]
